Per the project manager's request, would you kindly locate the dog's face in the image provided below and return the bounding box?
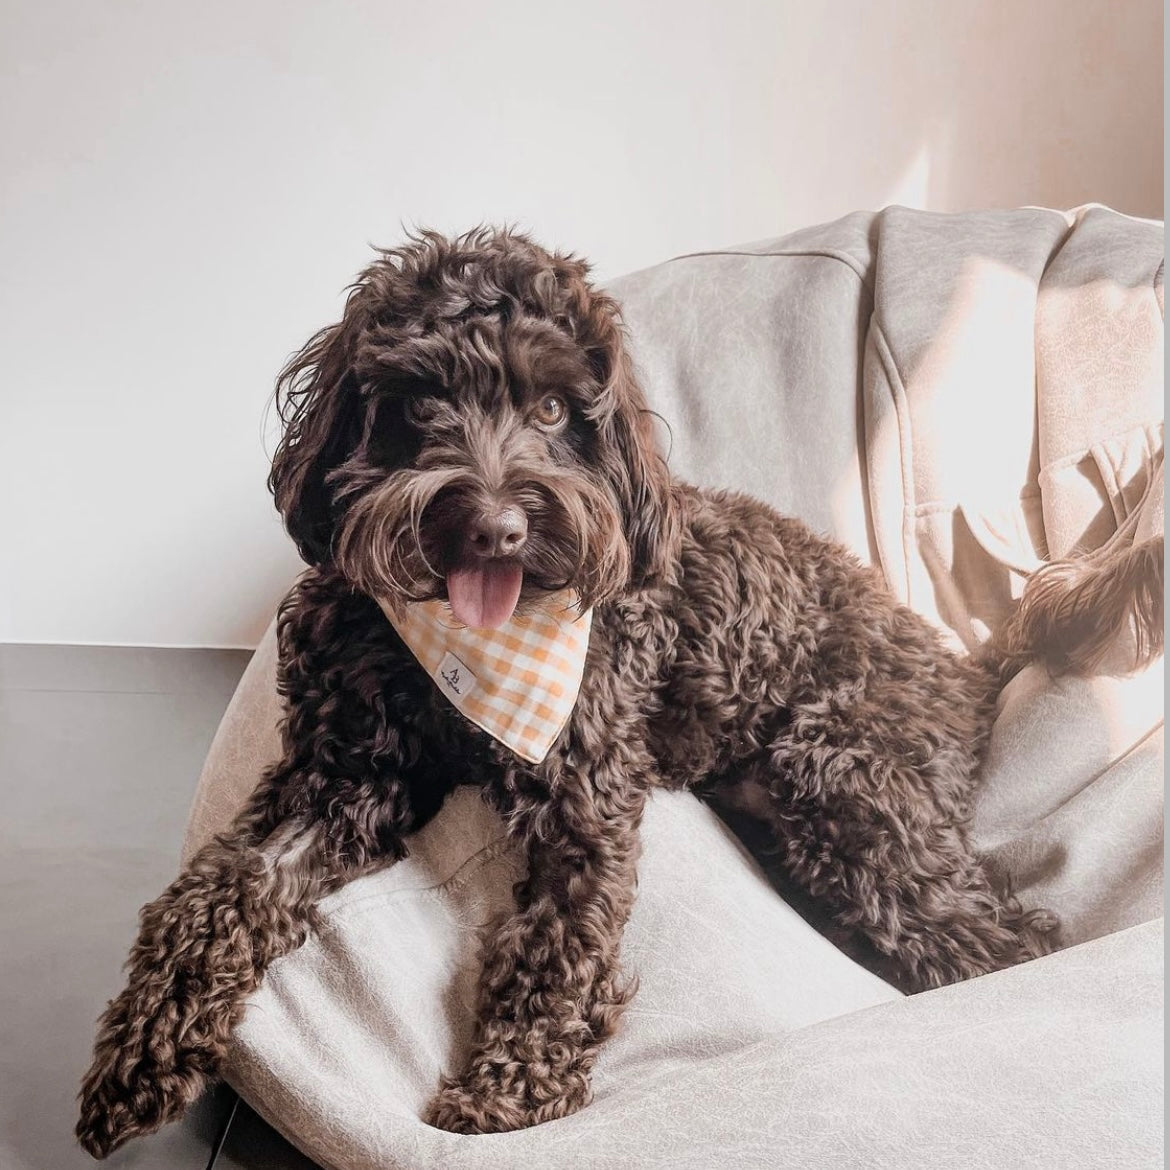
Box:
[269,228,677,627]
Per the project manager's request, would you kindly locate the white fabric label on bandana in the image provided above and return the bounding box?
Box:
[436,652,477,700]
[379,591,592,765]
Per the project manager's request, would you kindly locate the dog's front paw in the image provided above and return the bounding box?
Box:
[76,1033,205,1157]
[424,1068,588,1135]
[425,1080,519,1135]
[76,1069,168,1159]
[1016,906,1061,960]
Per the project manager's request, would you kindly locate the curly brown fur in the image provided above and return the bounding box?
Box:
[79,226,1060,1154]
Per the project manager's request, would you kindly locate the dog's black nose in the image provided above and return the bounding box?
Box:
[467,509,528,558]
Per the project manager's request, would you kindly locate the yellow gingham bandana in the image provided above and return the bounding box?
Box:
[379,591,592,764]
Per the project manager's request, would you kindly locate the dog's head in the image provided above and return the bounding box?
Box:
[269,227,677,627]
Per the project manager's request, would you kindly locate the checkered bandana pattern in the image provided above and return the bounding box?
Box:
[379,591,593,764]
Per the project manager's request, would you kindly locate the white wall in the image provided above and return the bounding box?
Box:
[1,0,1162,646]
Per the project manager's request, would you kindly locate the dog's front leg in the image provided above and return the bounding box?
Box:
[426,764,647,1134]
[75,802,393,1158]
[77,578,438,1157]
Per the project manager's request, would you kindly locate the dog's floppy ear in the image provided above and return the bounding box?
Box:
[586,292,679,589]
[268,312,366,566]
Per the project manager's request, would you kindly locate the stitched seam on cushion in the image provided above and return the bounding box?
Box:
[975,715,1165,853]
[912,501,960,517]
[1107,442,1129,523]
[1094,443,1126,526]
[1100,444,1163,553]
[657,246,873,290]
[912,485,1046,520]
[644,243,882,564]
[316,834,515,920]
[869,322,916,602]
[1039,421,1166,477]
[1032,716,1165,828]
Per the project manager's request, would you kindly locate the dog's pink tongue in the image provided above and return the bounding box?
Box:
[447,562,524,630]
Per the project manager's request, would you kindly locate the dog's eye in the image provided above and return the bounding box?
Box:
[404,397,435,425]
[531,394,568,429]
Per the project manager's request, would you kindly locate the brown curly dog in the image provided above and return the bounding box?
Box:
[78,226,1078,1156]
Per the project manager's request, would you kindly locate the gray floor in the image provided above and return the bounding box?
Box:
[0,644,318,1170]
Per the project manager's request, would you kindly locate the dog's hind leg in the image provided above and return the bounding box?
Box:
[718,685,1058,994]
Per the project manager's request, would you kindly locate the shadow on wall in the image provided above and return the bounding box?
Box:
[801,2,1161,224]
